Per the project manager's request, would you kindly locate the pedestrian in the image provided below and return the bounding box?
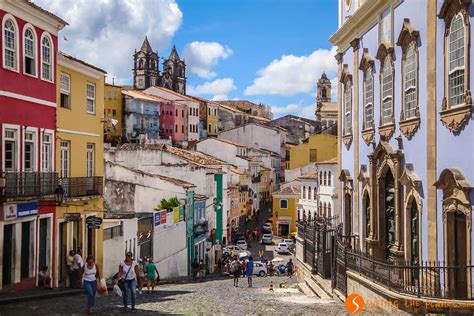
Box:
[116,252,141,312]
[146,258,159,293]
[241,259,246,277]
[217,258,222,273]
[38,266,52,289]
[198,259,205,281]
[246,256,254,288]
[286,259,294,278]
[191,258,199,281]
[67,250,75,288]
[137,259,145,294]
[72,249,84,288]
[231,257,241,287]
[83,255,101,314]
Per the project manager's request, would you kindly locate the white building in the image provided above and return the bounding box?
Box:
[104,161,195,280]
[144,86,200,142]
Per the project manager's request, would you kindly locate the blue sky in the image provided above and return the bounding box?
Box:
[37,0,338,119]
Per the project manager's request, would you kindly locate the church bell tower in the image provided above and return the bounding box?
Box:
[133,36,159,90]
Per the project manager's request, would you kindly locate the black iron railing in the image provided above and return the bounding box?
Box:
[59,176,103,198]
[346,249,474,300]
[1,172,58,199]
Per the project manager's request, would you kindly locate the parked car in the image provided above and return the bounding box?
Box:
[223,245,240,256]
[261,233,273,245]
[253,261,268,277]
[262,223,272,232]
[283,239,295,250]
[236,239,248,250]
[275,242,291,254]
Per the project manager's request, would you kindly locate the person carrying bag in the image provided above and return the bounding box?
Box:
[116,252,141,312]
[82,255,101,314]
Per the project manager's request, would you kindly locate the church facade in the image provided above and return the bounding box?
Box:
[133,37,186,94]
[330,0,474,305]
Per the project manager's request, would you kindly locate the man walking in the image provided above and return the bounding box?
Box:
[246,256,254,288]
[286,259,294,278]
[231,257,241,287]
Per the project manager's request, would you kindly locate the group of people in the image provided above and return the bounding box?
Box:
[190,258,206,281]
[229,256,255,287]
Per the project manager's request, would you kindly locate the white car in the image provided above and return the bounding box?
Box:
[236,239,248,250]
[262,223,272,232]
[283,239,295,250]
[252,261,268,277]
[223,245,240,256]
[261,233,273,245]
[275,242,291,254]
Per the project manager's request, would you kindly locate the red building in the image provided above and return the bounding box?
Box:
[160,101,186,145]
[0,1,66,290]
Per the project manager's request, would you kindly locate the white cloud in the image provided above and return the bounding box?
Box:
[245,47,338,97]
[330,76,338,101]
[35,0,183,84]
[272,102,315,120]
[271,103,299,115]
[183,41,232,79]
[298,105,316,119]
[188,78,236,101]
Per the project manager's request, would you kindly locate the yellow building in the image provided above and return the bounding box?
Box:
[55,51,106,287]
[104,83,123,143]
[272,184,300,237]
[288,134,337,169]
[207,101,219,137]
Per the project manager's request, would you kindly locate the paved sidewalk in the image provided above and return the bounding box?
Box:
[0,287,83,305]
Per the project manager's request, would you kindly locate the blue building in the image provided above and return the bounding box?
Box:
[193,196,208,263]
[122,89,161,143]
[330,0,473,306]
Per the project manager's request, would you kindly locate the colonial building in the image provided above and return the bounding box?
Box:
[330,0,474,308]
[272,183,300,237]
[103,83,123,144]
[133,37,186,94]
[0,1,66,291]
[287,134,337,170]
[266,115,319,145]
[56,51,106,287]
[315,72,338,129]
[218,100,273,120]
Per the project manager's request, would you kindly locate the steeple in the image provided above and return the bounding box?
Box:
[316,72,332,103]
[133,36,159,90]
[139,36,153,54]
[168,45,181,61]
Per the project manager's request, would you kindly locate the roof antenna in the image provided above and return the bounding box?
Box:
[112,77,115,85]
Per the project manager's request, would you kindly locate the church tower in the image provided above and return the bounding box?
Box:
[316,72,331,103]
[133,37,159,90]
[161,46,186,94]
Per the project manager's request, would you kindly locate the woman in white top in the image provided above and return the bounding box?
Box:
[116,252,141,312]
[83,255,100,314]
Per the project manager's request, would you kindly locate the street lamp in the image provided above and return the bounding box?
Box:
[54,184,65,206]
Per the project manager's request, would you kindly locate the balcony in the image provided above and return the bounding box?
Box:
[193,220,209,236]
[251,174,261,183]
[0,172,58,200]
[59,176,103,198]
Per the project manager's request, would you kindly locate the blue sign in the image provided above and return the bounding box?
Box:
[17,202,38,218]
[154,212,161,226]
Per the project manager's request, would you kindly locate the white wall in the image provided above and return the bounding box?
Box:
[103,235,124,280]
[153,222,188,278]
[196,139,249,170]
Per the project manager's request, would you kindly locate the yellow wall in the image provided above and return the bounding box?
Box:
[207,104,219,136]
[55,58,105,278]
[104,84,123,142]
[272,195,298,236]
[288,134,337,169]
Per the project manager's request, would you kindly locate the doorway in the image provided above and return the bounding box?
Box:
[2,224,14,286]
[38,218,50,271]
[59,222,67,285]
[21,221,32,280]
[382,169,395,260]
[344,193,352,237]
[446,212,467,299]
[278,223,289,237]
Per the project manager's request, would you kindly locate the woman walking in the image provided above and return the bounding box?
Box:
[83,255,101,314]
[146,258,159,293]
[116,252,141,312]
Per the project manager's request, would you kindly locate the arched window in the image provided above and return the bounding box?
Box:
[328,203,332,218]
[363,67,374,129]
[302,186,306,199]
[41,34,53,81]
[313,186,317,200]
[23,26,36,76]
[3,17,17,70]
[381,55,394,125]
[323,202,327,217]
[343,77,352,134]
[319,172,323,185]
[323,171,327,186]
[403,42,417,118]
[447,13,465,107]
[328,171,332,186]
[319,201,323,217]
[308,187,312,201]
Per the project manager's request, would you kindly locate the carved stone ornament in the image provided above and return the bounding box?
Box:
[379,123,396,141]
[335,52,344,65]
[438,0,472,26]
[439,92,472,133]
[361,127,375,145]
[400,163,423,213]
[357,165,370,187]
[359,48,375,71]
[339,169,353,195]
[396,18,420,48]
[343,133,353,149]
[434,168,472,230]
[399,116,421,140]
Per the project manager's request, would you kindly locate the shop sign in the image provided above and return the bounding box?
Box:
[4,202,38,220]
[278,216,292,221]
[64,213,81,222]
[4,204,17,220]
[86,216,102,229]
[154,211,161,227]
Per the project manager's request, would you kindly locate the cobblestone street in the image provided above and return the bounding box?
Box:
[0,276,345,315]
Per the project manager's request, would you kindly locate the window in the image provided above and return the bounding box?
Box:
[182,110,184,117]
[323,171,327,186]
[363,67,374,129]
[176,109,178,116]
[41,35,52,81]
[3,18,17,70]
[41,134,52,172]
[23,27,36,76]
[86,83,96,113]
[86,143,95,177]
[319,202,323,216]
[175,125,178,133]
[404,42,417,118]
[308,187,312,201]
[60,73,71,108]
[328,171,332,186]
[208,108,211,116]
[302,186,306,199]
[208,124,211,132]
[60,141,69,178]
[381,56,393,125]
[313,187,317,200]
[344,80,352,134]
[328,203,332,218]
[319,172,322,185]
[448,13,465,107]
[24,131,36,171]
[280,199,288,209]
[309,149,317,162]
[4,129,17,171]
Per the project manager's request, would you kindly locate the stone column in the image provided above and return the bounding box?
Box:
[367,154,378,257]
[335,52,344,223]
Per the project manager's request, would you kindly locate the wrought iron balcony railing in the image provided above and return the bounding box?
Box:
[59,176,103,198]
[1,172,58,199]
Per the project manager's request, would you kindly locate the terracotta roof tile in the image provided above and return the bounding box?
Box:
[298,172,318,180]
[121,89,170,103]
[273,185,301,196]
[26,1,68,26]
[59,51,107,74]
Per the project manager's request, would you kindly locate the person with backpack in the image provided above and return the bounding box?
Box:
[116,252,141,312]
[83,255,101,314]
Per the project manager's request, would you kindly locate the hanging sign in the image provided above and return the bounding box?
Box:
[86,216,102,229]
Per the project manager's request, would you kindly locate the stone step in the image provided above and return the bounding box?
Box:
[298,282,316,297]
[310,274,333,298]
[305,277,331,300]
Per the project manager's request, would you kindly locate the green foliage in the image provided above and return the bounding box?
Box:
[155,196,180,210]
